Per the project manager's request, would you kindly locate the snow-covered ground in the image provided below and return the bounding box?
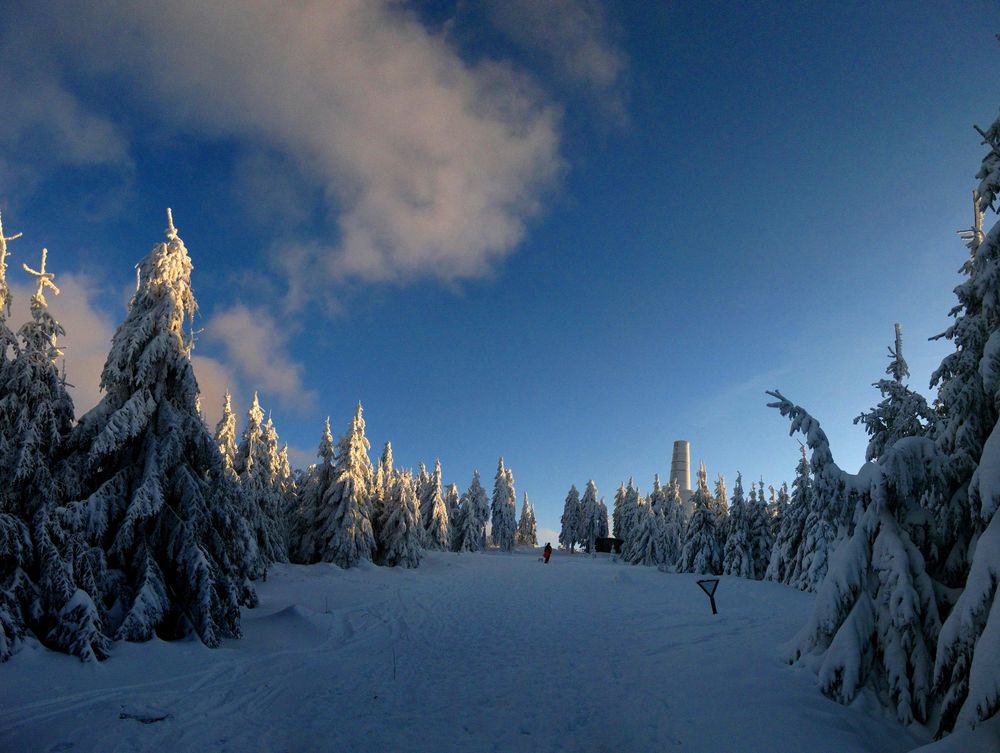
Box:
[1,550,934,753]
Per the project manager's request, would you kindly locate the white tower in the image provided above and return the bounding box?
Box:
[669,440,693,507]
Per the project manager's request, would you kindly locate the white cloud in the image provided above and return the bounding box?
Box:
[537,527,560,547]
[6,1,563,295]
[480,0,628,121]
[202,304,317,415]
[191,354,240,430]
[286,444,318,472]
[0,55,131,202]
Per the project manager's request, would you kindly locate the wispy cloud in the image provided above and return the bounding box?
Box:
[201,304,317,415]
[479,0,629,123]
[3,1,563,299]
[0,67,132,204]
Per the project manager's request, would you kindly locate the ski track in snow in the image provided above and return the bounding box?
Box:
[0,552,931,753]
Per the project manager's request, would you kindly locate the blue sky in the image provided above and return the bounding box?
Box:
[1,1,998,540]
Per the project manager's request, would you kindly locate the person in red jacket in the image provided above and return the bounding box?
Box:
[543,543,552,563]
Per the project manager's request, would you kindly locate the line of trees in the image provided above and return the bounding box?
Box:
[0,211,537,665]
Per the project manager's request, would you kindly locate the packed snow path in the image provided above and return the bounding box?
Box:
[1,551,930,753]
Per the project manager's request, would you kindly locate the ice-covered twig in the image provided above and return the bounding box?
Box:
[22,247,60,307]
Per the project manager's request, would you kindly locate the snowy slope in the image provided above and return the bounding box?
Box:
[0,551,931,753]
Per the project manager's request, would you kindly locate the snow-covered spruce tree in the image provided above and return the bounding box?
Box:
[455,470,489,552]
[854,324,936,463]
[765,448,811,585]
[1,248,74,522]
[311,403,376,568]
[748,479,773,579]
[933,114,1000,734]
[648,475,665,512]
[769,391,943,725]
[657,479,686,567]
[853,324,938,563]
[767,483,785,542]
[63,211,257,648]
[0,249,108,662]
[490,459,517,551]
[627,502,665,567]
[372,440,394,525]
[445,483,460,527]
[214,391,238,480]
[516,492,537,547]
[597,498,610,539]
[620,480,644,560]
[288,418,336,563]
[611,482,626,540]
[416,463,430,529]
[712,472,729,526]
[723,473,753,578]
[678,464,722,575]
[559,485,581,552]
[275,442,296,521]
[577,480,600,553]
[0,511,33,661]
[789,450,849,592]
[268,419,296,522]
[0,214,24,461]
[378,471,422,568]
[646,474,667,555]
[234,393,287,568]
[421,459,449,550]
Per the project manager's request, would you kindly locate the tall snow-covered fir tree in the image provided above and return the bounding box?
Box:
[214,391,238,480]
[611,482,626,540]
[722,473,753,578]
[0,247,109,662]
[310,403,376,568]
[234,393,287,568]
[645,474,667,556]
[748,479,773,579]
[577,480,600,553]
[620,480,643,560]
[289,418,337,563]
[455,470,489,552]
[1,248,74,522]
[767,483,786,541]
[515,492,537,547]
[712,472,729,550]
[421,459,450,550]
[445,483,460,527]
[765,448,811,585]
[770,392,942,726]
[490,458,517,551]
[854,323,936,463]
[377,470,422,568]
[62,211,257,649]
[789,446,846,593]
[0,242,20,660]
[626,501,665,567]
[416,463,429,525]
[712,472,728,519]
[372,440,394,525]
[678,464,721,575]
[0,214,24,465]
[559,485,581,552]
[597,498,610,539]
[655,479,686,567]
[932,112,1000,733]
